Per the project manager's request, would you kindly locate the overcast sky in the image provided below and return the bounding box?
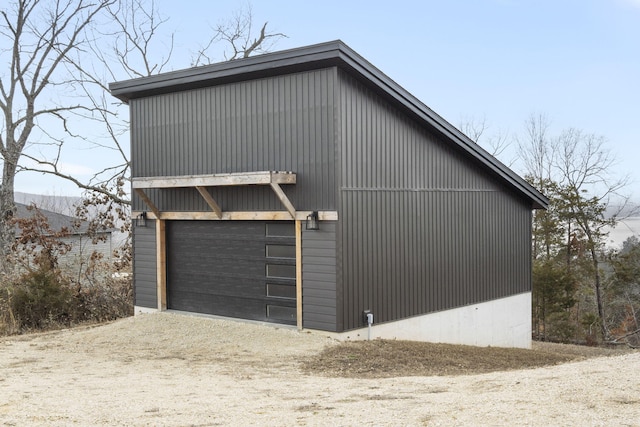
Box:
[15,0,640,205]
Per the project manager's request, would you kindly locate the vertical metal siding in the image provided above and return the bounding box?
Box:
[128,63,533,333]
[338,70,532,331]
[133,220,157,308]
[130,69,338,212]
[302,221,338,331]
[57,234,113,273]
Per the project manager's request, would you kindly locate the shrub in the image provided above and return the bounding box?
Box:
[9,265,78,330]
[75,274,134,322]
[2,198,134,336]
[545,311,576,343]
[0,284,19,335]
[0,260,133,334]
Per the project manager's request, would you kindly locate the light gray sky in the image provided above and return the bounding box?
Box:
[15,0,640,204]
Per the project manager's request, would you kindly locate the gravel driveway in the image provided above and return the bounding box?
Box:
[1,312,639,426]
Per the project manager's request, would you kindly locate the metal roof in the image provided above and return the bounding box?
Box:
[110,40,548,209]
[15,203,86,235]
[14,203,114,236]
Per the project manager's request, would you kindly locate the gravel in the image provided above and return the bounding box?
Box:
[0,312,639,426]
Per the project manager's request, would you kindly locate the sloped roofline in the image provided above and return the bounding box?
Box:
[109,40,548,209]
[14,203,114,236]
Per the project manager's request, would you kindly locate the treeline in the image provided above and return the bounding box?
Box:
[519,116,639,347]
[531,179,639,346]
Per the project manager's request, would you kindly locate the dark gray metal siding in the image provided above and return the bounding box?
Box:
[133,220,157,308]
[112,40,547,210]
[126,60,534,334]
[302,221,338,331]
[337,70,532,331]
[130,68,338,212]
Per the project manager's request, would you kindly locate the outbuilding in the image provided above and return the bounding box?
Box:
[14,202,114,271]
[110,40,547,348]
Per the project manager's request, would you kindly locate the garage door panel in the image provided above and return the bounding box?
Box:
[171,242,265,258]
[169,279,265,297]
[167,220,296,325]
[170,265,266,284]
[170,293,296,323]
[182,262,265,277]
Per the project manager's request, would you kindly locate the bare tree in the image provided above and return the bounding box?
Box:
[459,115,488,143]
[192,3,286,66]
[0,0,115,273]
[1,0,286,273]
[459,115,512,163]
[101,0,174,78]
[554,128,630,340]
[517,113,554,184]
[16,0,174,206]
[15,1,286,206]
[518,112,635,342]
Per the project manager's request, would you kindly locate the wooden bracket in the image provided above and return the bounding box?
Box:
[134,188,161,218]
[195,186,222,219]
[270,182,296,219]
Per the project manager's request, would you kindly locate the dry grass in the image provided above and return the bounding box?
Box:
[301,339,634,378]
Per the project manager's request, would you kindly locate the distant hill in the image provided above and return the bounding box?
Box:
[604,217,640,248]
[15,192,81,217]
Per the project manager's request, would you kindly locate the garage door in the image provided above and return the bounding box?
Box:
[166,221,296,325]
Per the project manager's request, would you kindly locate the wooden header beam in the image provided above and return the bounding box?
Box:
[132,171,296,189]
[134,210,338,222]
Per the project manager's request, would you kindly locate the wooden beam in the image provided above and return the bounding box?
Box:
[156,219,167,311]
[269,182,296,219]
[268,171,296,185]
[134,188,161,218]
[132,171,296,189]
[295,220,303,330]
[195,186,222,218]
[136,210,339,221]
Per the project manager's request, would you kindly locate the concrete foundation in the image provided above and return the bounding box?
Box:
[134,306,158,315]
[326,292,532,348]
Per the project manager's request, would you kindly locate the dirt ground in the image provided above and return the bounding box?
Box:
[1,312,639,426]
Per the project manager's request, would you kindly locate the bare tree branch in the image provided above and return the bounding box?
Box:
[460,115,513,164]
[192,4,287,66]
[1,0,286,273]
[19,152,130,205]
[517,113,554,184]
[102,0,174,79]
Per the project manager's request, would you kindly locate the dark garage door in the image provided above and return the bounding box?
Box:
[167,221,297,325]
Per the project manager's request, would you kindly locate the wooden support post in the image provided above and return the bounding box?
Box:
[295,219,303,330]
[156,219,167,310]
